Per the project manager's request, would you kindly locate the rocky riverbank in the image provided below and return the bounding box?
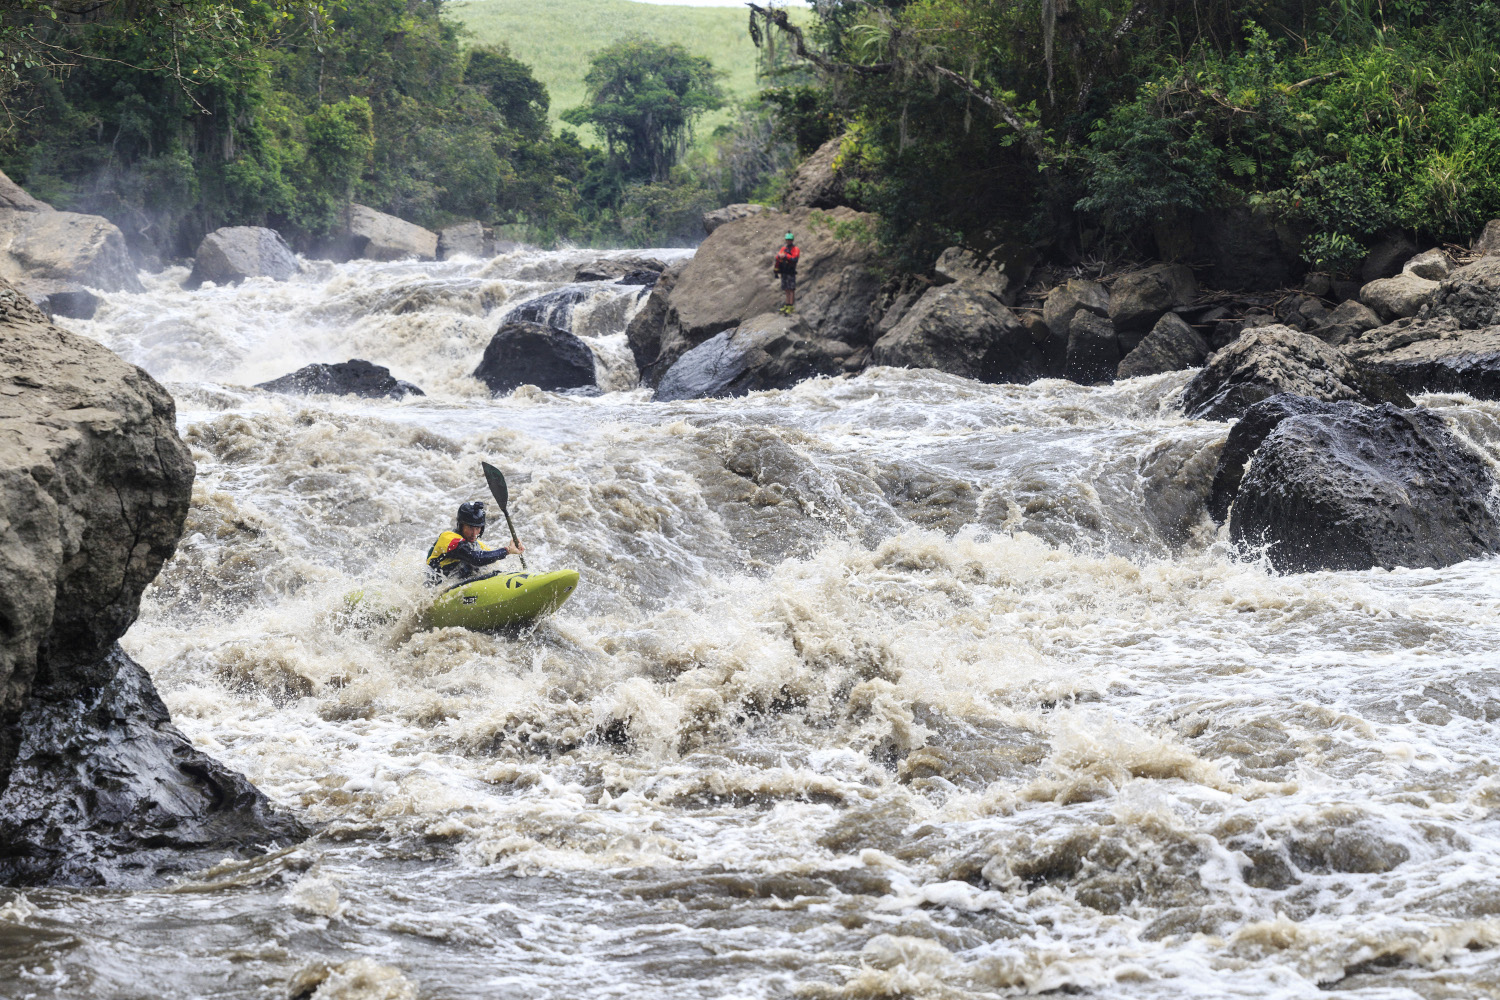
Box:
[0,277,302,886]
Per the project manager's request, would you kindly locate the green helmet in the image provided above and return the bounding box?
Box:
[785,232,795,241]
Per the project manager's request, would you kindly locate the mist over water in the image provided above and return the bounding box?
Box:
[4,250,1500,999]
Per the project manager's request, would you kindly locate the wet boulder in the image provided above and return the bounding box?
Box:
[655,313,851,401]
[1043,278,1110,339]
[703,203,775,235]
[1180,326,1411,421]
[0,277,301,885]
[1230,404,1500,572]
[1348,323,1500,399]
[437,221,487,260]
[1109,263,1197,335]
[617,269,660,287]
[1360,273,1439,322]
[1065,311,1121,384]
[256,359,424,399]
[1207,394,1362,522]
[871,284,1048,383]
[1117,312,1209,379]
[507,286,591,331]
[186,226,299,289]
[474,320,597,394]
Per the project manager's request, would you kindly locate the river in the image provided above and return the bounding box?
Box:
[2,249,1499,999]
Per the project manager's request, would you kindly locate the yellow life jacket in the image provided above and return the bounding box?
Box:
[426,530,491,575]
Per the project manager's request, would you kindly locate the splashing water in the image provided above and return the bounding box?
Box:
[4,250,1499,1000]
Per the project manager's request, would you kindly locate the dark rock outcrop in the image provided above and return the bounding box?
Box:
[1229,404,1500,572]
[1350,324,1500,399]
[703,203,775,234]
[256,359,424,399]
[1109,263,1197,335]
[628,206,884,386]
[1065,311,1121,384]
[507,286,591,330]
[1361,235,1420,284]
[1180,326,1412,421]
[574,255,667,283]
[871,284,1050,383]
[437,221,487,260]
[1420,257,1500,329]
[783,137,847,210]
[655,313,851,401]
[1207,394,1360,522]
[186,226,299,289]
[617,269,660,287]
[1118,312,1209,379]
[1310,300,1380,347]
[0,277,301,885]
[22,279,99,320]
[474,321,597,394]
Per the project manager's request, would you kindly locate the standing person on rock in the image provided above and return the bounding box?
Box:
[773,232,801,314]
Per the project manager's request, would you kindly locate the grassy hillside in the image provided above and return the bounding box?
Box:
[451,0,805,140]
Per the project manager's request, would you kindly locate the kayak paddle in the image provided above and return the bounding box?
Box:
[481,461,527,569]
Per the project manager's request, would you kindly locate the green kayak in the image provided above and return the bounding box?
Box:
[421,568,580,631]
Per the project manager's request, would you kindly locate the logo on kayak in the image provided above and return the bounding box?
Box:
[505,574,530,589]
[462,595,478,604]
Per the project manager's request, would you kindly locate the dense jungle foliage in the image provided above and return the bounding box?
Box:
[762,0,1500,275]
[0,0,787,256]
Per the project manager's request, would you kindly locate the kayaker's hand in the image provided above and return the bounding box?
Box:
[508,541,525,555]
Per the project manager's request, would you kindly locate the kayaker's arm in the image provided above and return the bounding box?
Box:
[449,539,520,568]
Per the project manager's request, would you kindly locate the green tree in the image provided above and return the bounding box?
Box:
[466,46,550,143]
[562,38,724,183]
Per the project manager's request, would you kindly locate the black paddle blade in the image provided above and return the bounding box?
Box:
[481,461,509,510]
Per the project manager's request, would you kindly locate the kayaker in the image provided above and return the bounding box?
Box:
[426,501,524,581]
[772,232,800,314]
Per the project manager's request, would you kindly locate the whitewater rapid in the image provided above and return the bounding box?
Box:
[3,250,1499,1000]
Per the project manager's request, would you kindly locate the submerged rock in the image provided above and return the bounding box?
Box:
[507,286,591,330]
[474,320,596,394]
[1230,403,1500,572]
[1180,326,1411,421]
[872,284,1048,383]
[0,277,301,886]
[655,312,851,401]
[186,226,300,289]
[256,359,423,399]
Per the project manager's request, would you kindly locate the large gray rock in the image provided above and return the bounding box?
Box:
[0,168,51,213]
[932,247,1016,305]
[1109,263,1197,335]
[186,226,299,289]
[783,138,846,210]
[1043,279,1110,339]
[1360,273,1439,322]
[1310,299,1381,347]
[1419,257,1500,329]
[0,209,142,293]
[871,284,1047,383]
[1403,249,1453,281]
[1475,220,1500,257]
[655,313,852,401]
[256,359,423,399]
[1065,311,1121,384]
[629,207,884,386]
[0,278,300,885]
[1230,404,1500,572]
[1180,326,1412,421]
[1117,312,1209,379]
[473,321,597,394]
[704,203,775,235]
[437,221,486,260]
[338,204,437,262]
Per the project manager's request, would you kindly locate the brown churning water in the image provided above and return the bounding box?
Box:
[3,249,1499,999]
